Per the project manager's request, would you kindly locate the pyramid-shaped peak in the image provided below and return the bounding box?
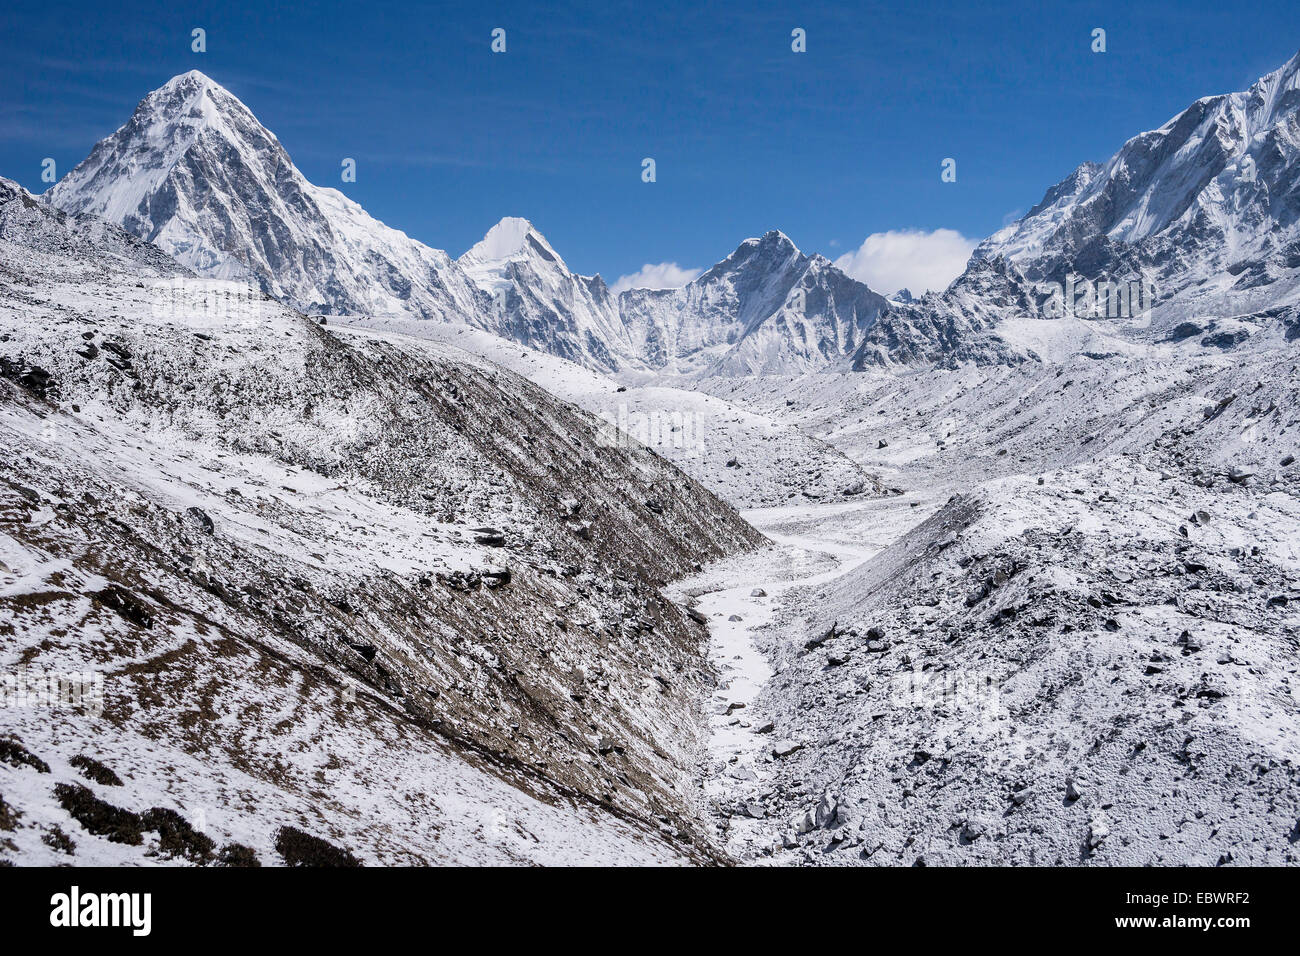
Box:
[461,216,565,269]
[471,217,537,258]
[116,70,269,145]
[160,69,218,90]
[47,67,286,231]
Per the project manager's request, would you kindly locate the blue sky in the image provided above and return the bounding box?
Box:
[3,0,1299,290]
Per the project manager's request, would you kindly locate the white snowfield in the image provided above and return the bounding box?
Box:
[4,49,1300,867]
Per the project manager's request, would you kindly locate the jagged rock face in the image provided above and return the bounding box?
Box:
[46,71,489,324]
[975,49,1300,331]
[853,258,1043,369]
[619,231,890,375]
[458,217,637,370]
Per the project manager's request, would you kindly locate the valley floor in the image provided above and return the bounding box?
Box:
[678,494,945,860]
[4,257,1298,866]
[338,319,1300,866]
[681,355,1300,866]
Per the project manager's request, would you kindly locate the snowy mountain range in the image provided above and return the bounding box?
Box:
[5,45,1300,871]
[32,50,1300,377]
[43,71,895,375]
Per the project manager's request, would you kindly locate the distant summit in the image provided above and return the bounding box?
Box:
[47,71,486,322]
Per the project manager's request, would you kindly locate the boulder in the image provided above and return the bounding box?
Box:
[184,507,215,535]
[814,793,837,828]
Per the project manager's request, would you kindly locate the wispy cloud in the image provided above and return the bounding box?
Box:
[833,228,976,295]
[611,262,703,294]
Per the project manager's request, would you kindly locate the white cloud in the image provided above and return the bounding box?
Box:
[833,228,977,295]
[610,262,703,295]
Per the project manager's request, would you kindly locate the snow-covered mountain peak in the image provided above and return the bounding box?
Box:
[459,216,570,291]
[978,47,1300,266]
[703,229,800,281]
[142,70,272,147]
[453,216,639,369]
[153,68,223,106]
[745,229,799,255]
[464,216,555,262]
[1246,47,1300,117]
[45,73,652,371]
[46,72,488,323]
[822,49,1300,372]
[141,69,227,123]
[45,71,277,239]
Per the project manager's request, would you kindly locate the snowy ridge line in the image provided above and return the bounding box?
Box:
[37,72,898,376]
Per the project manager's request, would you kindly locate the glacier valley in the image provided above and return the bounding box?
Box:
[2,51,1300,867]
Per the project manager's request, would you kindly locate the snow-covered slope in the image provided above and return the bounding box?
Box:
[458,217,637,370]
[974,48,1300,339]
[0,184,764,865]
[981,51,1300,263]
[620,231,890,375]
[852,258,1048,369]
[1,176,187,277]
[333,315,889,507]
[45,71,489,325]
[687,343,1300,865]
